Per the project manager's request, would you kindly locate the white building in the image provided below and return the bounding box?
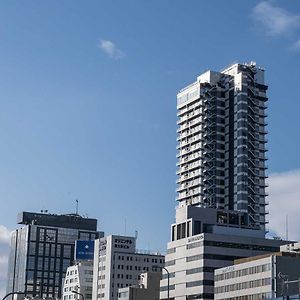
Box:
[160,62,288,300]
[118,271,161,300]
[63,261,93,300]
[215,251,300,300]
[176,62,268,230]
[92,235,164,300]
[160,205,286,300]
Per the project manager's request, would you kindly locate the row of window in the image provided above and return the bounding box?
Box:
[115,255,162,263]
[116,274,133,279]
[161,266,216,280]
[215,277,271,294]
[63,294,77,299]
[217,292,273,300]
[25,284,59,293]
[66,269,77,276]
[160,280,214,292]
[65,278,78,285]
[215,263,271,281]
[64,285,78,292]
[186,280,214,288]
[114,265,152,272]
[185,240,277,252]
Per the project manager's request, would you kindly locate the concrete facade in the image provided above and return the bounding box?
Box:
[62,261,93,300]
[92,235,164,300]
[176,62,268,230]
[118,272,161,300]
[215,252,300,300]
[160,206,287,300]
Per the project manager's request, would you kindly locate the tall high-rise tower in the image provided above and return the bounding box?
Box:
[176,62,268,230]
[160,62,288,300]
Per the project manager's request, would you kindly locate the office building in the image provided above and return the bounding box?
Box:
[215,251,300,300]
[160,206,287,300]
[118,271,161,300]
[92,235,164,300]
[160,62,288,300]
[62,261,93,300]
[6,211,102,299]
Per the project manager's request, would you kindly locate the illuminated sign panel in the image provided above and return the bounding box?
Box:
[75,240,95,260]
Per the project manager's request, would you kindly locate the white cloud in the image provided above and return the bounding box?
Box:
[252,1,300,36]
[292,39,300,51]
[0,226,10,244]
[0,225,11,299]
[98,39,125,59]
[268,170,300,241]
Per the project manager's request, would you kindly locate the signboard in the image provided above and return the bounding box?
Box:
[75,240,95,260]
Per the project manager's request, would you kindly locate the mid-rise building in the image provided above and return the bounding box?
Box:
[118,272,161,300]
[160,206,287,300]
[62,261,93,300]
[92,235,164,300]
[160,62,288,300]
[6,211,102,299]
[215,251,300,300]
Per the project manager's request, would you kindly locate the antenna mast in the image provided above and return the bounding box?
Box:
[76,199,79,215]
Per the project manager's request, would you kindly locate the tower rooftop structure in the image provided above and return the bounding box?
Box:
[17,211,97,231]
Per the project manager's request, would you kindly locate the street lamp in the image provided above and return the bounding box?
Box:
[2,292,25,300]
[153,265,170,300]
[72,290,84,300]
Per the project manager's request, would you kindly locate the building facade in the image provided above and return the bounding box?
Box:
[160,62,288,300]
[62,261,93,300]
[160,205,286,300]
[215,252,300,300]
[176,62,268,230]
[6,211,101,299]
[118,272,161,300]
[92,235,164,300]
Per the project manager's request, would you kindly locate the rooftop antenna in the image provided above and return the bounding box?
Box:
[76,199,79,215]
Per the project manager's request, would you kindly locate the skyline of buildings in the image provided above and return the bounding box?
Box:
[6,212,101,299]
[3,61,299,300]
[1,2,300,298]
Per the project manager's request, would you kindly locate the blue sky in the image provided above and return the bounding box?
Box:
[0,0,300,294]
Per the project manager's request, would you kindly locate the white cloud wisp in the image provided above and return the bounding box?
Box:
[98,39,125,59]
[268,170,300,241]
[0,225,11,299]
[252,1,300,37]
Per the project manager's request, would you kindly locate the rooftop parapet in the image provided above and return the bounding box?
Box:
[17,211,97,231]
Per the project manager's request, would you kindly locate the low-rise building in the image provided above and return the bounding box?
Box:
[92,235,164,300]
[62,261,93,300]
[214,251,300,300]
[118,272,161,300]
